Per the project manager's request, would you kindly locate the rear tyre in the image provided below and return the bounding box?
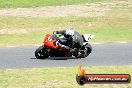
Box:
[74,43,92,58]
[35,46,49,59]
[83,44,92,58]
[83,43,92,58]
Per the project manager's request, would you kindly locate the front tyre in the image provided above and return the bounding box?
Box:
[35,46,49,59]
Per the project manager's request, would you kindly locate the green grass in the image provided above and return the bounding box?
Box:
[0,0,132,46]
[0,0,109,8]
[0,15,132,46]
[0,66,131,88]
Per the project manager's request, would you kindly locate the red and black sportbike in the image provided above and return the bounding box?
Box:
[35,33,95,59]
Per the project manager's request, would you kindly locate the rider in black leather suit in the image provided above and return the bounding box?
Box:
[53,28,84,52]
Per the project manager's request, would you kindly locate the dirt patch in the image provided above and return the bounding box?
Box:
[0,1,129,17]
[0,29,28,34]
[0,1,131,34]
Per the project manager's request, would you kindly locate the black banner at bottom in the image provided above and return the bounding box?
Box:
[76,74,131,85]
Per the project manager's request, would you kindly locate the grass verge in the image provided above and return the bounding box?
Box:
[0,15,132,46]
[0,0,110,8]
[0,66,131,88]
[0,0,132,46]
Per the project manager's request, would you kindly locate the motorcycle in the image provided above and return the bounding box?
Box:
[35,33,95,59]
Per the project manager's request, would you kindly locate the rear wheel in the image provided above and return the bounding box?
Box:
[35,46,49,59]
[83,43,92,58]
[75,43,92,58]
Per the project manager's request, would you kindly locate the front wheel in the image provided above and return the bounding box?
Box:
[35,46,49,59]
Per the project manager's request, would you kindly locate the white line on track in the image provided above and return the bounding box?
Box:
[118,41,128,43]
[3,42,129,47]
[7,46,17,47]
[92,42,103,44]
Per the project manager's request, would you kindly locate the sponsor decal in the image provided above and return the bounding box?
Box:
[76,66,131,85]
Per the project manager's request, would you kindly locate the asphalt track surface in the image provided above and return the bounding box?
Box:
[0,43,132,69]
